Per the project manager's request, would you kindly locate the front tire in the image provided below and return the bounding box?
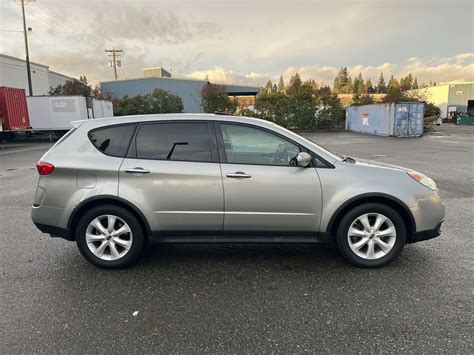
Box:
[76,205,145,269]
[336,203,406,268]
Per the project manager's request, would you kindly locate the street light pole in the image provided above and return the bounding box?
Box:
[21,0,33,96]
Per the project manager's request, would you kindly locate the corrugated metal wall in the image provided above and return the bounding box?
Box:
[101,78,205,113]
[447,83,474,114]
[101,78,259,113]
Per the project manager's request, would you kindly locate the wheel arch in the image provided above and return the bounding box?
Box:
[67,195,152,241]
[326,193,416,243]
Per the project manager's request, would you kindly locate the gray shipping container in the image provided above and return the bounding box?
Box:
[346,102,424,137]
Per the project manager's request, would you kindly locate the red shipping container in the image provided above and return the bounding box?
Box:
[0,86,31,130]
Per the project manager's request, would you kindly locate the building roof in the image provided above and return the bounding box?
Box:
[100,75,259,90]
[0,53,49,69]
[419,81,474,89]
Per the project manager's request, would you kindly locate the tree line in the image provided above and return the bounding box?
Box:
[332,68,423,95]
[202,73,344,130]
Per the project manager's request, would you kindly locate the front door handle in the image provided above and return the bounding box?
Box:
[125,167,150,174]
[226,171,252,179]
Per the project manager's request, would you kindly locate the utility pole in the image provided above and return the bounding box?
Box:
[105,49,123,80]
[20,0,34,96]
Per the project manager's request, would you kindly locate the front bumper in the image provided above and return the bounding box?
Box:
[410,221,443,244]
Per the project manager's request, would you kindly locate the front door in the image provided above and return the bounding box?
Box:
[119,121,223,234]
[217,123,322,233]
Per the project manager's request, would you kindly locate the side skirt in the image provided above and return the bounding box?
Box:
[149,232,331,244]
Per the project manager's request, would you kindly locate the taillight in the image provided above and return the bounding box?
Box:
[36,161,55,175]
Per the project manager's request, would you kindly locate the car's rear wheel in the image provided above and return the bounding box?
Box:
[336,203,406,267]
[76,205,145,268]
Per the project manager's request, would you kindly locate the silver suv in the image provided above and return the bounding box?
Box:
[31,114,445,268]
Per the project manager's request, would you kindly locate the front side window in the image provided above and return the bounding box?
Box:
[135,122,212,162]
[89,124,136,157]
[220,124,300,166]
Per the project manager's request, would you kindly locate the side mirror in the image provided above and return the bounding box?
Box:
[296,152,312,167]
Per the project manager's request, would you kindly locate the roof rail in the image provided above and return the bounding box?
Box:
[214,111,237,116]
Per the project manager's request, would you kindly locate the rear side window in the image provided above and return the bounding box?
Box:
[89,124,136,157]
[135,122,212,162]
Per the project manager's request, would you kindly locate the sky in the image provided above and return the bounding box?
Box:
[1,0,473,87]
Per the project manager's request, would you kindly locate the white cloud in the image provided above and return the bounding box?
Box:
[187,66,271,86]
[188,53,474,87]
[2,1,472,87]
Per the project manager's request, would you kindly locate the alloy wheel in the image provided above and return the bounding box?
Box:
[85,214,133,261]
[347,213,396,260]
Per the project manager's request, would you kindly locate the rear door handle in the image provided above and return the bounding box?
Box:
[125,167,150,174]
[226,171,252,179]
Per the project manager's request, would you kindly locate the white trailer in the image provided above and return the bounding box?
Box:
[92,99,114,118]
[27,96,114,131]
[27,96,89,130]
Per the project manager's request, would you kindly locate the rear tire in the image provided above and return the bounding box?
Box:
[336,203,406,268]
[76,205,145,269]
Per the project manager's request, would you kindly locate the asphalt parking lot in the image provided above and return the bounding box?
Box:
[1,124,473,353]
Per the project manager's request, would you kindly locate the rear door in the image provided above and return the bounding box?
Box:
[217,122,323,234]
[119,121,224,234]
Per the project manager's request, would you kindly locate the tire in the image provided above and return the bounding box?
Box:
[76,205,145,269]
[336,203,407,268]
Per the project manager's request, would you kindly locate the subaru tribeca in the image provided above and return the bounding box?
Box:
[31,114,445,268]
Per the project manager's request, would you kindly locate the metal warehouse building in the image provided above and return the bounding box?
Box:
[0,53,74,95]
[101,71,259,113]
[410,82,474,119]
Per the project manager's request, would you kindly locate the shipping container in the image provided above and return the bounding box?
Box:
[0,86,30,130]
[346,102,424,137]
[27,96,89,130]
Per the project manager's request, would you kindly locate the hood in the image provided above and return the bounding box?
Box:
[351,158,413,173]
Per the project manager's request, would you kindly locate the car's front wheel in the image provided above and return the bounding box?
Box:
[76,205,145,268]
[336,203,407,267]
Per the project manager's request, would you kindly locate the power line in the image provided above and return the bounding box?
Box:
[34,2,103,45]
[28,6,99,45]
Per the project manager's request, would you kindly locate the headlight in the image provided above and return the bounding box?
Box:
[407,171,438,191]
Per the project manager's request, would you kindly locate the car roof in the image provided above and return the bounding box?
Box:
[72,113,276,130]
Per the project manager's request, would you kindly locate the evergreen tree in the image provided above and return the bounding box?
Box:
[287,73,302,96]
[400,73,413,91]
[333,67,352,94]
[388,75,400,90]
[412,77,419,90]
[376,72,387,93]
[365,79,374,94]
[353,73,365,94]
[277,76,285,93]
[264,80,274,94]
[304,79,318,93]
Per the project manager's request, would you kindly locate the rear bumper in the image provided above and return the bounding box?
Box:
[34,222,73,241]
[409,221,443,244]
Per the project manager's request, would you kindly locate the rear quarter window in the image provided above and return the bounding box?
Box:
[88,124,136,157]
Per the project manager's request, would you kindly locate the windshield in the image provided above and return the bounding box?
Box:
[269,122,342,162]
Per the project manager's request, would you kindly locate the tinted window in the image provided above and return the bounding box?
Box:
[221,124,300,166]
[135,122,212,162]
[89,124,136,157]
